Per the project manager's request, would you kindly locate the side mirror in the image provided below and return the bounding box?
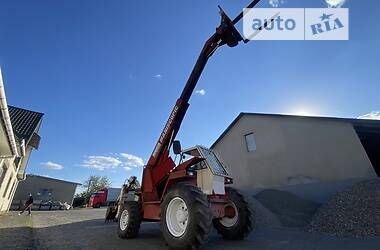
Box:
[173,140,182,155]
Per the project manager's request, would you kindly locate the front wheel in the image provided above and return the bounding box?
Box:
[213,187,255,240]
[161,183,212,249]
[117,201,141,239]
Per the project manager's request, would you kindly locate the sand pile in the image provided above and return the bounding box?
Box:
[307,179,380,237]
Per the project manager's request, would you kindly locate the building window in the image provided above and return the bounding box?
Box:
[244,132,256,152]
[14,157,22,169]
[2,174,13,198]
[0,164,6,185]
[8,181,16,199]
[37,188,53,201]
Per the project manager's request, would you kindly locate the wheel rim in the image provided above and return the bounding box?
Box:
[220,201,238,227]
[120,209,129,231]
[166,197,189,237]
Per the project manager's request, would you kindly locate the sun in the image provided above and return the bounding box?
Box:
[294,109,313,116]
[288,107,320,117]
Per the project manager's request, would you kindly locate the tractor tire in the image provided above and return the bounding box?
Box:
[115,203,124,221]
[117,201,141,239]
[105,206,117,222]
[161,183,212,249]
[213,187,255,240]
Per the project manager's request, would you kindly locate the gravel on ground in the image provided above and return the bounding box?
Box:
[307,179,380,237]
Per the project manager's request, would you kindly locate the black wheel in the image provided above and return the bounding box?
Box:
[117,201,141,239]
[105,206,117,222]
[213,187,255,240]
[115,202,124,221]
[161,183,212,249]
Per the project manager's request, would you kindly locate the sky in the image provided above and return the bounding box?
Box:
[0,0,379,189]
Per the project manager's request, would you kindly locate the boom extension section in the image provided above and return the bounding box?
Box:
[142,0,270,200]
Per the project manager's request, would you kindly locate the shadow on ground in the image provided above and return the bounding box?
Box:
[1,216,380,250]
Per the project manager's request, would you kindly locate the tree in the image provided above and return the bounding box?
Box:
[72,195,86,208]
[79,175,111,202]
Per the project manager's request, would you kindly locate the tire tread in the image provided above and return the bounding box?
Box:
[117,201,141,239]
[213,187,255,240]
[161,183,212,249]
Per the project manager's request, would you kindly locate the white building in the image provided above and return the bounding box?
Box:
[211,113,379,189]
[0,68,43,212]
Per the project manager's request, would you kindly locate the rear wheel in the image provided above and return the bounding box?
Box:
[117,201,141,239]
[213,187,255,240]
[161,183,212,249]
[105,206,117,222]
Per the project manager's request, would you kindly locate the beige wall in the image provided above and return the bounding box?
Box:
[0,146,35,212]
[0,158,20,212]
[213,115,377,189]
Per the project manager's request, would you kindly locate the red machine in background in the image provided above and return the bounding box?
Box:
[112,1,276,249]
[89,188,120,208]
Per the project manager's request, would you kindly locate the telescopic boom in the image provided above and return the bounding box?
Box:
[143,0,273,195]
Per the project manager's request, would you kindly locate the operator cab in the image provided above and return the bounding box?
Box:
[181,145,232,195]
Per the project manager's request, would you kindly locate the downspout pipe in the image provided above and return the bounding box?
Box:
[0,67,19,157]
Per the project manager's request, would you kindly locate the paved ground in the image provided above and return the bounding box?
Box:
[1,208,379,250]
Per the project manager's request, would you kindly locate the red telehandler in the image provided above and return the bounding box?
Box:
[110,1,276,249]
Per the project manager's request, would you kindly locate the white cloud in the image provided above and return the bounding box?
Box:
[269,0,285,7]
[81,156,122,171]
[81,153,144,171]
[120,153,144,168]
[358,111,380,120]
[153,74,163,79]
[195,89,206,96]
[41,161,64,170]
[325,0,346,8]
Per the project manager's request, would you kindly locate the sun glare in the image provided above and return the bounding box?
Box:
[288,107,320,117]
[294,110,313,116]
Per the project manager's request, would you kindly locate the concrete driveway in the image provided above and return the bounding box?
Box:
[0,208,379,250]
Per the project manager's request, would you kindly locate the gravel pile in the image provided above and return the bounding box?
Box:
[239,190,283,229]
[307,179,380,237]
[255,189,320,228]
